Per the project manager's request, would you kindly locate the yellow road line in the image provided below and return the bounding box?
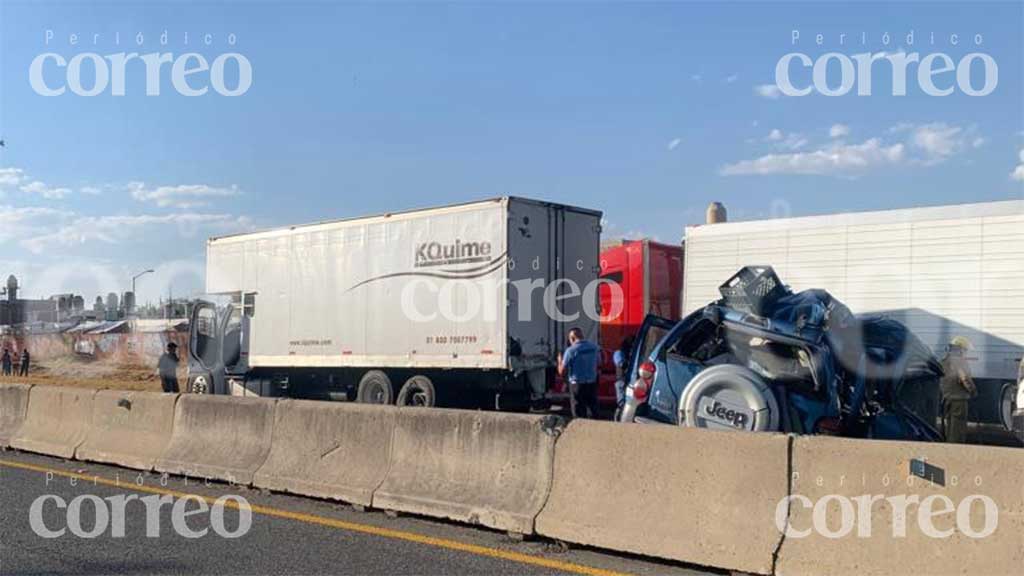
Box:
[0,458,631,576]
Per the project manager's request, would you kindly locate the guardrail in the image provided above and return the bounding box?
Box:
[1,383,1021,576]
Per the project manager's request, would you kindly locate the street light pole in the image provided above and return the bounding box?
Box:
[131,269,154,317]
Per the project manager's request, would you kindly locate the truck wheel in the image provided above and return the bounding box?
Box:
[397,375,436,407]
[357,370,394,404]
[189,374,210,394]
[1000,384,1014,431]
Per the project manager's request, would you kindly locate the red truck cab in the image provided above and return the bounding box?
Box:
[549,239,683,411]
[596,240,684,405]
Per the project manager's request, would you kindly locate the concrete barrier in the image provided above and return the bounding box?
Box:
[76,390,178,471]
[0,383,32,447]
[253,400,397,507]
[372,408,561,535]
[10,386,95,458]
[535,420,789,575]
[155,394,276,485]
[775,435,1024,576]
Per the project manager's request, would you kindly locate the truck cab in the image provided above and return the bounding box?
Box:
[188,297,251,395]
[596,239,683,406]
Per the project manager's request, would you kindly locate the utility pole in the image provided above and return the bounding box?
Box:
[131,269,154,317]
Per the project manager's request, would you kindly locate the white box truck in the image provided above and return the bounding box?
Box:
[187,196,603,408]
[682,199,1024,433]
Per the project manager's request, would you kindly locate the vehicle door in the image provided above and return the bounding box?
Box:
[188,300,227,394]
[646,311,720,423]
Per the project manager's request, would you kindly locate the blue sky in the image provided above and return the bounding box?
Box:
[0,0,1021,305]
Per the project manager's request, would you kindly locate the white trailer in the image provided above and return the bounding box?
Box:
[189,197,602,408]
[682,199,1024,429]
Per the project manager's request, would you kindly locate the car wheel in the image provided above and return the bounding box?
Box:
[397,375,436,407]
[357,370,394,404]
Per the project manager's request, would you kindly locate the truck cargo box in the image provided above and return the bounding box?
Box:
[204,197,602,375]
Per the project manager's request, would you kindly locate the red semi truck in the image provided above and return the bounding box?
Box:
[549,239,684,408]
[599,240,684,353]
[549,239,683,409]
[596,239,684,404]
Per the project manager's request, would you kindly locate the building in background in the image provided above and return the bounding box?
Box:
[0,275,60,326]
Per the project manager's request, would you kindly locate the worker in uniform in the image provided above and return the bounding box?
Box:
[940,336,976,444]
[158,342,181,393]
[558,327,600,419]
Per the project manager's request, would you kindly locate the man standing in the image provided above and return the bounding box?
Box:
[557,327,599,419]
[613,336,634,409]
[941,336,976,444]
[158,342,181,393]
[18,348,29,377]
[1,348,11,377]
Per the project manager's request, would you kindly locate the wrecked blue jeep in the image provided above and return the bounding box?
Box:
[619,266,943,442]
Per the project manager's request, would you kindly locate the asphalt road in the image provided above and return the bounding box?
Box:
[0,450,718,576]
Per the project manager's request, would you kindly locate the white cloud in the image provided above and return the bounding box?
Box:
[887,122,982,165]
[21,212,253,254]
[754,84,781,99]
[0,167,257,305]
[781,135,808,150]
[908,123,969,165]
[20,180,73,199]
[691,74,702,83]
[0,205,73,245]
[720,138,905,176]
[766,129,805,150]
[0,168,25,189]
[727,122,984,177]
[829,124,850,139]
[129,182,241,208]
[725,74,738,84]
[667,138,682,151]
[0,167,77,199]
[1012,149,1024,182]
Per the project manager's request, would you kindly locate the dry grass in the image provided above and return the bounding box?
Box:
[1,354,184,392]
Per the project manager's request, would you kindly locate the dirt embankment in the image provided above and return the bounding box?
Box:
[1,355,185,392]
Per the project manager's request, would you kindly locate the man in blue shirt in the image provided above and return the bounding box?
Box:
[558,327,600,419]
[612,335,634,409]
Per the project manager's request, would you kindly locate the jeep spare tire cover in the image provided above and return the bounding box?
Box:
[678,364,779,432]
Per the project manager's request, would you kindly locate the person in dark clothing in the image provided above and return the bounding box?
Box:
[1,348,11,377]
[557,327,600,419]
[613,335,635,408]
[158,342,181,393]
[18,348,29,377]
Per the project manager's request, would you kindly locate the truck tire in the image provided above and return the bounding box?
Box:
[397,375,436,407]
[1000,384,1014,431]
[357,370,394,404]
[189,374,210,394]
